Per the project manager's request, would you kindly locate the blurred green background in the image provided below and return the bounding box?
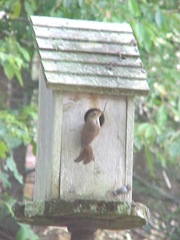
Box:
[0,0,179,239]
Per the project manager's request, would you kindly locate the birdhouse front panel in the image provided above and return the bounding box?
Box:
[31,16,148,204]
[60,93,129,202]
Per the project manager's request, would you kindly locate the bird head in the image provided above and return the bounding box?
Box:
[84,108,105,126]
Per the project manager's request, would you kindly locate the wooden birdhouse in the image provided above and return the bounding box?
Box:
[30,16,149,204]
[13,17,150,236]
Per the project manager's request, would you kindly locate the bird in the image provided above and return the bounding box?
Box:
[74,108,104,164]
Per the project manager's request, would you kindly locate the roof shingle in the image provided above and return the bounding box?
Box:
[30,16,149,96]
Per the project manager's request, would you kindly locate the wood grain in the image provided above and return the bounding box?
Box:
[60,93,128,202]
[34,70,62,201]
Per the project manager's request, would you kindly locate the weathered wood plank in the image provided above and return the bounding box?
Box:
[35,38,139,56]
[46,92,63,200]
[14,200,149,230]
[44,72,149,95]
[34,70,62,201]
[39,50,142,68]
[33,26,134,44]
[42,61,146,79]
[125,97,135,202]
[34,69,53,200]
[31,16,132,33]
[60,93,128,202]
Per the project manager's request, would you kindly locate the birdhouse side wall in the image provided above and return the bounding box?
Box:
[125,97,135,202]
[34,71,62,201]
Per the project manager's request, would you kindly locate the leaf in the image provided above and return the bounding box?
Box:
[178,98,180,114]
[0,52,7,62]
[24,0,37,15]
[168,141,180,159]
[128,0,141,17]
[0,172,11,189]
[15,70,23,86]
[16,224,39,240]
[134,21,156,51]
[155,9,164,28]
[5,156,23,184]
[4,202,15,217]
[145,147,154,177]
[134,22,146,46]
[158,153,167,168]
[136,122,149,135]
[9,0,21,19]
[0,194,16,217]
[144,125,155,143]
[143,24,155,51]
[32,140,37,156]
[24,1,34,16]
[18,45,30,62]
[4,62,14,80]
[156,105,167,128]
[0,140,8,158]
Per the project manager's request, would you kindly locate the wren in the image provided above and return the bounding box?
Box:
[74,108,103,164]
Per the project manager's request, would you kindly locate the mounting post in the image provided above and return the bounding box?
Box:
[68,225,96,240]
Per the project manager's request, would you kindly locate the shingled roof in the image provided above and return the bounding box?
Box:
[30,16,149,96]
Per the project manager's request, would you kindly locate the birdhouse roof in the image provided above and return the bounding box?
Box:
[30,16,149,96]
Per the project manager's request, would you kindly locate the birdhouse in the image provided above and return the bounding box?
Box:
[30,16,149,204]
[13,17,150,236]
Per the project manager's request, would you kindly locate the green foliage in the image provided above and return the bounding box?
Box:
[59,0,179,172]
[0,193,16,218]
[0,0,179,239]
[0,172,11,189]
[5,155,23,184]
[0,193,39,240]
[0,140,8,158]
[16,224,39,240]
[0,36,30,86]
[0,107,37,149]
[128,0,141,17]
[0,106,38,237]
[0,106,37,201]
[24,0,37,16]
[0,0,31,86]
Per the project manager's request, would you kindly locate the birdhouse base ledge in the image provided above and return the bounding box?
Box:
[13,199,150,230]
